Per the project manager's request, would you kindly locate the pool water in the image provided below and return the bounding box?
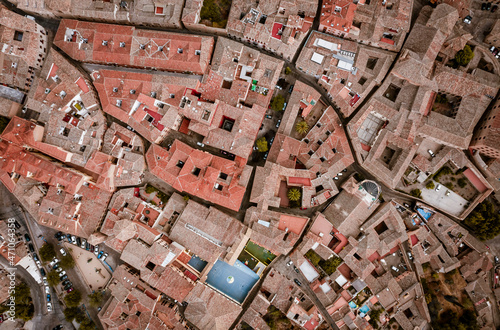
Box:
[417,208,433,220]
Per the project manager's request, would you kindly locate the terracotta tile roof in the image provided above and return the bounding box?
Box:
[54,19,214,75]
[146,140,252,211]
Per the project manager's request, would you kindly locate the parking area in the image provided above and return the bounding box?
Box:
[421,181,468,216]
[64,242,111,291]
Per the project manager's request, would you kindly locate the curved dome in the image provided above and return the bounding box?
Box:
[360,180,381,199]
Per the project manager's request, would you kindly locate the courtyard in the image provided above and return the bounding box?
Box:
[65,243,111,291]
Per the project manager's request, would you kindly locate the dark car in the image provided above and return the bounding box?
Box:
[64,284,72,291]
[24,234,31,242]
[62,280,71,286]
[293,266,299,273]
[28,243,34,253]
[60,275,68,281]
[14,221,21,229]
[40,268,46,277]
[53,263,60,270]
[53,325,63,330]
[66,233,71,241]
[76,237,81,247]
[482,2,488,10]
[55,232,64,241]
[86,243,90,251]
[493,5,498,12]
[33,253,39,261]
[294,279,302,286]
[288,84,294,94]
[487,2,492,10]
[90,245,94,253]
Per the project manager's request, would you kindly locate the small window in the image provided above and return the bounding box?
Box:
[359,77,367,86]
[158,46,164,52]
[332,148,337,153]
[214,183,223,191]
[320,157,326,162]
[195,50,201,55]
[136,311,142,316]
[145,261,156,271]
[169,93,175,98]
[150,91,157,98]
[192,167,201,176]
[14,31,23,42]
[308,150,314,156]
[304,139,310,144]
[130,89,136,94]
[120,42,126,47]
[317,140,323,146]
[219,172,228,180]
[113,87,118,93]
[202,109,211,121]
[177,48,183,54]
[176,160,184,168]
[116,100,122,107]
[102,40,108,46]
[354,253,361,261]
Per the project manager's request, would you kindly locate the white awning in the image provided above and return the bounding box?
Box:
[314,38,339,51]
[300,261,320,282]
[311,52,325,64]
[337,60,353,71]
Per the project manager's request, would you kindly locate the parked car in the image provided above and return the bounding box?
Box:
[293,266,299,273]
[59,248,67,257]
[435,184,442,192]
[28,243,34,253]
[45,286,50,294]
[80,238,87,249]
[67,287,74,293]
[94,245,100,256]
[288,84,294,94]
[24,234,31,242]
[43,277,48,286]
[428,149,435,157]
[492,5,498,12]
[70,236,76,244]
[102,253,109,262]
[66,233,72,241]
[445,190,451,196]
[47,302,52,312]
[98,251,104,259]
[86,243,90,251]
[265,114,272,119]
[40,268,46,277]
[33,253,39,261]
[55,267,63,273]
[52,264,60,270]
[14,221,21,229]
[52,325,63,330]
[482,2,488,10]
[62,280,71,287]
[76,237,81,247]
[263,152,268,160]
[334,176,339,180]
[487,2,492,10]
[463,15,472,24]
[47,294,51,302]
[59,271,66,277]
[495,256,499,264]
[286,260,293,266]
[294,279,302,286]
[49,258,59,267]
[90,245,94,253]
[64,284,72,290]
[60,275,68,281]
[275,119,281,128]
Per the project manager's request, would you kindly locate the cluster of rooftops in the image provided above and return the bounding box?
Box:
[0,0,500,329]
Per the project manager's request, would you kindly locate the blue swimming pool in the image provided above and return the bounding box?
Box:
[417,208,433,220]
[359,305,370,314]
[205,260,259,304]
[187,255,208,273]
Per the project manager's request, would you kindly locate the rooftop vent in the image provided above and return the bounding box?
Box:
[102,40,108,46]
[45,88,51,94]
[151,91,157,98]
[195,50,201,55]
[158,46,164,51]
[140,44,146,50]
[113,87,118,93]
[116,100,122,107]
[130,89,136,94]
[169,93,175,98]
[177,48,183,54]
[120,42,126,47]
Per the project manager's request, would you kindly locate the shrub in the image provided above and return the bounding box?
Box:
[200,0,221,22]
[64,290,82,308]
[145,184,157,194]
[464,200,500,241]
[285,66,292,75]
[295,120,309,135]
[426,181,435,190]
[410,189,422,198]
[183,195,190,202]
[457,178,467,188]
[60,254,75,269]
[47,270,60,287]
[88,291,104,308]
[444,182,454,190]
[432,273,440,280]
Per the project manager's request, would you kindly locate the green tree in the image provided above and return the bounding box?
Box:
[200,0,221,22]
[287,188,301,201]
[47,270,60,287]
[295,121,309,135]
[285,66,292,75]
[64,290,82,308]
[270,95,286,111]
[88,291,104,308]
[13,282,34,321]
[426,181,435,190]
[145,184,157,194]
[64,307,79,322]
[455,45,475,67]
[59,254,75,270]
[16,304,34,321]
[319,257,343,275]
[464,201,500,241]
[79,317,96,330]
[458,178,467,188]
[183,195,190,202]
[39,243,56,262]
[444,182,454,190]
[256,137,268,152]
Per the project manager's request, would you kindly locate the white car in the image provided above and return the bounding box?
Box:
[94,245,99,256]
[71,236,77,244]
[286,260,293,266]
[45,286,50,294]
[59,271,66,277]
[101,253,108,262]
[43,277,48,286]
[47,302,52,312]
[81,238,87,249]
[428,149,435,157]
[59,248,67,257]
[435,184,441,192]
[49,258,60,267]
[35,260,42,268]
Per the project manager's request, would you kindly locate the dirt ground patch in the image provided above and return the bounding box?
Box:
[65,243,111,291]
